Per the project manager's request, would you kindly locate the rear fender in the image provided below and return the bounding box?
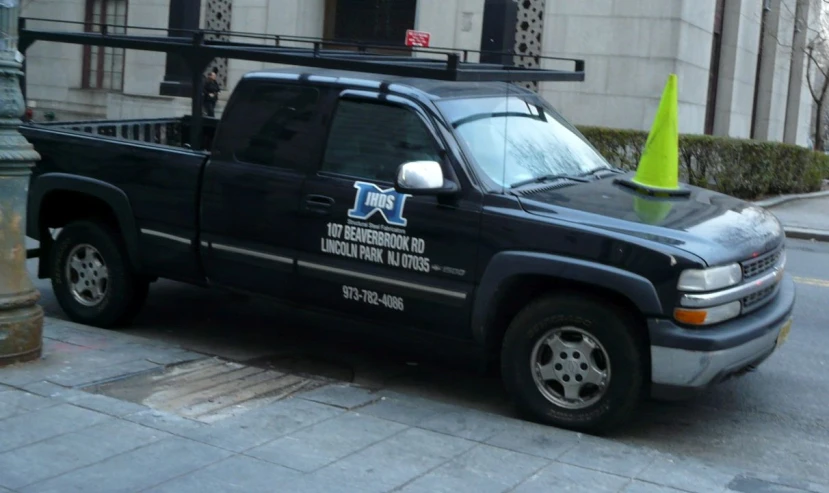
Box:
[28,173,140,275]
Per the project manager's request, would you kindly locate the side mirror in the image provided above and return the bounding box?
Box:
[394,160,459,195]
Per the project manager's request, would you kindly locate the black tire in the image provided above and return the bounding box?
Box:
[50,220,149,328]
[500,293,647,434]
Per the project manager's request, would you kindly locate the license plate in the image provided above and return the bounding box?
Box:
[776,319,793,348]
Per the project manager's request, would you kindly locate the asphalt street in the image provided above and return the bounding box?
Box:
[24,237,829,485]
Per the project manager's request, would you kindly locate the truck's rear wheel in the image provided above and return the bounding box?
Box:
[500,293,646,434]
[50,220,149,328]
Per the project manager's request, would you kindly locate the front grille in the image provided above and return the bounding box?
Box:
[678,245,786,322]
[737,245,785,313]
[741,248,782,280]
[742,285,776,309]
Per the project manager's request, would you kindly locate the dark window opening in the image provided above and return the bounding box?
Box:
[704,0,726,135]
[479,0,519,65]
[323,0,417,53]
[751,0,772,138]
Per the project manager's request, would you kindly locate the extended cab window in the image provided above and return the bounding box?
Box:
[215,83,321,170]
[321,99,440,183]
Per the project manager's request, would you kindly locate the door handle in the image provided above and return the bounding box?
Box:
[303,194,334,215]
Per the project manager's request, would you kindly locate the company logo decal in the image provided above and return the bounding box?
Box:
[347,181,410,227]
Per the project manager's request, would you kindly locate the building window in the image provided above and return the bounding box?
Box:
[323,0,417,52]
[82,0,127,91]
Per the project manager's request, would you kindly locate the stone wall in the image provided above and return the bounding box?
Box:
[20,0,817,145]
[535,0,814,145]
[22,0,106,119]
[537,0,715,134]
[415,0,484,62]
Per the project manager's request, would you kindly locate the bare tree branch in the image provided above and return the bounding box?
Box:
[768,0,827,53]
[767,0,829,148]
[806,45,821,101]
[807,39,829,79]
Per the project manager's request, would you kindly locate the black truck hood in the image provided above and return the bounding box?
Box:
[516,174,784,266]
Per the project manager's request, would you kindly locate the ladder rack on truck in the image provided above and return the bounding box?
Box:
[18,17,585,150]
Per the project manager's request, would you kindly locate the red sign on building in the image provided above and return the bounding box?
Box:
[405,29,431,47]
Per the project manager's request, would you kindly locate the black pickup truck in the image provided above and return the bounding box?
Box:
[21,30,795,434]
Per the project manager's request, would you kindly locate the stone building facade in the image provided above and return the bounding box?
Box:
[20,0,821,146]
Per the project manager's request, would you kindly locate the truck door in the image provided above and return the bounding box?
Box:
[199,80,328,299]
[295,90,483,339]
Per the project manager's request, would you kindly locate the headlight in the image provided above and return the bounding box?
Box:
[674,301,742,326]
[677,263,742,292]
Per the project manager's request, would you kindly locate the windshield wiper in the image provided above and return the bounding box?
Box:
[580,167,624,179]
[509,174,589,189]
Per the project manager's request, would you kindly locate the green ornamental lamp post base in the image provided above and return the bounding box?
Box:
[0,1,44,367]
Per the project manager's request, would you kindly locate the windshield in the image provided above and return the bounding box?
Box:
[436,95,611,189]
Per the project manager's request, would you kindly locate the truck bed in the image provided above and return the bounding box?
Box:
[22,116,213,283]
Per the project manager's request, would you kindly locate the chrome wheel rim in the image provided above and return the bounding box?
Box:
[65,244,109,307]
[530,326,611,410]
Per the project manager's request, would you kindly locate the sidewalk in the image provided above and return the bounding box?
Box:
[1,318,827,493]
[755,191,829,242]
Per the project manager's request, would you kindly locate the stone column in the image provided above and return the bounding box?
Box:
[711,0,743,137]
[752,0,781,140]
[783,0,809,144]
[0,0,44,367]
[159,0,202,97]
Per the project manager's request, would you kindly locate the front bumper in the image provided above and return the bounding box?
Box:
[648,273,796,400]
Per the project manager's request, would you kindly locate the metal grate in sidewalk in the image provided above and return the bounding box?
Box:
[85,357,327,423]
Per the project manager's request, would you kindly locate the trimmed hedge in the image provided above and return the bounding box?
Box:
[575,126,829,199]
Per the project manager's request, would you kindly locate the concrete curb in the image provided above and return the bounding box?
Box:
[753,189,829,208]
[784,227,829,243]
[750,189,829,242]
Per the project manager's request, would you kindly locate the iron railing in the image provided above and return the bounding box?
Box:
[37,117,186,146]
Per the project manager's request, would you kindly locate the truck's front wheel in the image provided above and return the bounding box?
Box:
[501,293,646,434]
[50,220,149,328]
